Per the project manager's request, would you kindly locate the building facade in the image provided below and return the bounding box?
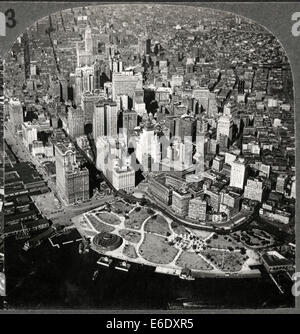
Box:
[55,143,89,205]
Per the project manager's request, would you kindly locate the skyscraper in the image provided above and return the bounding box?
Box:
[188,197,207,221]
[68,107,84,138]
[194,132,207,173]
[121,109,137,135]
[8,98,24,129]
[276,175,288,194]
[244,178,264,202]
[229,157,246,189]
[74,66,95,105]
[217,115,233,145]
[22,122,38,149]
[93,100,118,140]
[22,31,30,79]
[84,26,93,55]
[136,118,161,170]
[176,117,197,141]
[81,91,105,125]
[112,71,143,101]
[145,38,151,55]
[55,143,89,205]
[96,135,135,191]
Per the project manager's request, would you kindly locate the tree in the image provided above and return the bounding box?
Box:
[147,208,154,215]
[240,247,246,255]
[140,197,147,206]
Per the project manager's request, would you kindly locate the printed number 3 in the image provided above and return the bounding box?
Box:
[291,12,300,37]
[5,8,16,28]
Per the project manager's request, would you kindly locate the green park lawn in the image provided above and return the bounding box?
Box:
[175,251,213,271]
[144,214,172,236]
[139,233,178,264]
[123,244,138,259]
[96,211,121,225]
[200,249,247,272]
[171,221,190,235]
[231,229,276,248]
[206,233,239,250]
[124,207,150,230]
[111,200,133,215]
[86,214,115,233]
[119,229,142,243]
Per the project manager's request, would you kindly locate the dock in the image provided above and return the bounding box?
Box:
[155,266,181,276]
[115,261,131,272]
[97,256,113,267]
[49,228,82,248]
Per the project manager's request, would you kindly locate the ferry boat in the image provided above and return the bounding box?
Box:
[115,261,131,272]
[78,239,90,254]
[179,268,195,281]
[92,269,100,281]
[167,298,188,310]
[97,256,113,267]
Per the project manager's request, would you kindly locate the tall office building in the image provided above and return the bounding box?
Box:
[82,66,95,92]
[121,109,137,135]
[22,31,30,79]
[49,76,61,100]
[84,26,93,54]
[194,132,207,173]
[112,163,135,192]
[229,157,246,189]
[134,85,146,116]
[81,91,105,125]
[22,122,38,149]
[188,197,207,221]
[74,66,95,105]
[171,138,193,167]
[93,100,118,140]
[145,38,151,55]
[116,94,129,111]
[55,143,89,205]
[111,58,123,73]
[135,118,161,169]
[223,102,237,117]
[193,88,210,111]
[96,136,135,191]
[191,46,200,61]
[8,98,23,128]
[30,61,37,76]
[176,116,197,141]
[244,178,264,202]
[134,88,144,105]
[57,74,68,102]
[112,71,143,101]
[172,189,192,216]
[171,75,184,91]
[217,115,233,145]
[68,107,84,138]
[276,174,288,194]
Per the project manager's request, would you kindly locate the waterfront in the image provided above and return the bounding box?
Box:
[5,238,294,310]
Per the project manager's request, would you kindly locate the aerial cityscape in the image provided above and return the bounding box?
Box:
[1,4,296,309]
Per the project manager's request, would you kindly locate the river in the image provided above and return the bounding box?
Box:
[4,237,294,310]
